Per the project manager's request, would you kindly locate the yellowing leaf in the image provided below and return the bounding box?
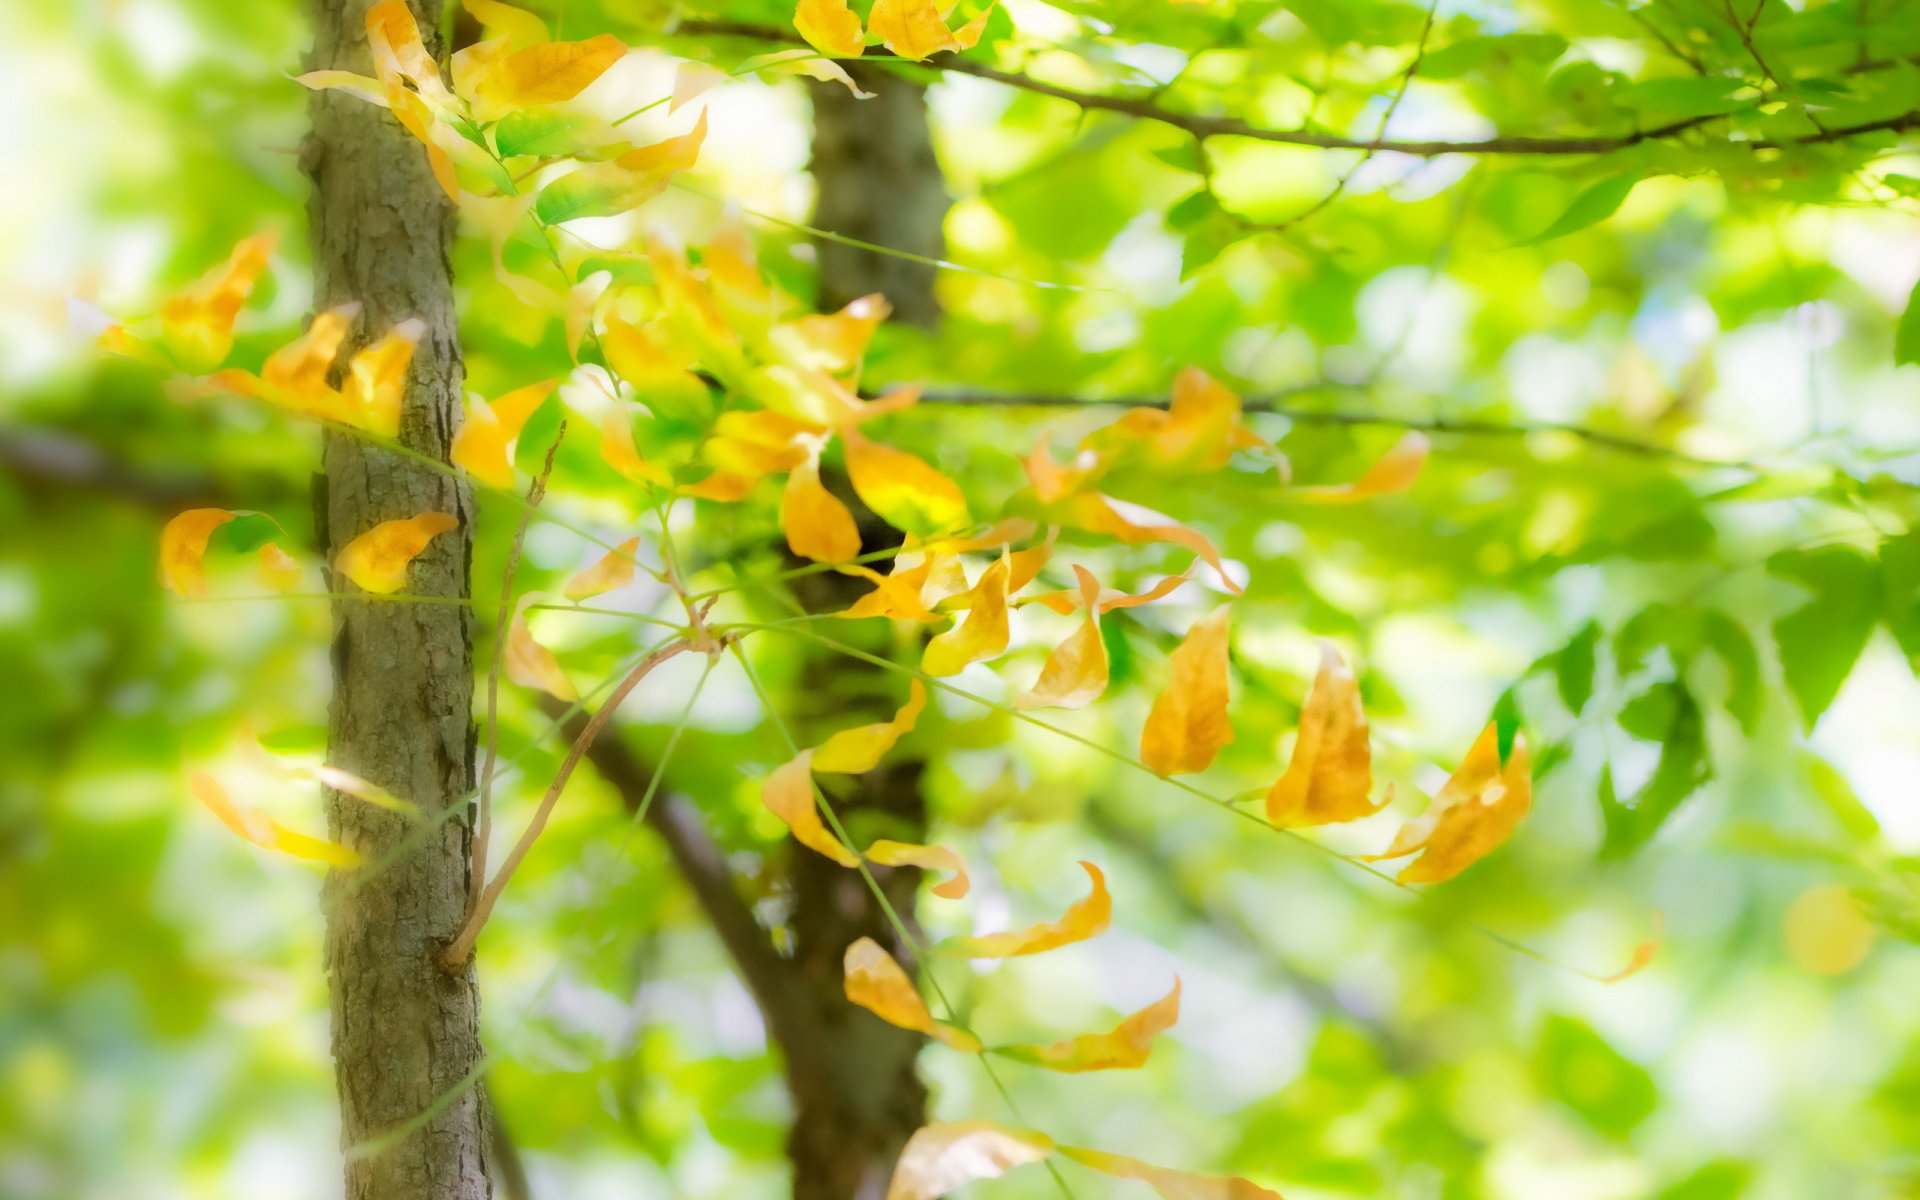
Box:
[763,751,860,866]
[946,861,1110,958]
[189,772,359,869]
[367,0,451,105]
[464,0,549,46]
[160,508,239,596]
[775,293,890,375]
[564,537,643,599]
[600,399,670,486]
[783,450,862,564]
[670,60,727,113]
[1265,641,1382,826]
[813,682,926,773]
[450,380,554,489]
[341,319,423,438]
[1000,979,1180,1072]
[844,936,982,1051]
[466,34,627,116]
[1140,608,1234,777]
[261,306,356,409]
[795,0,866,57]
[888,1122,1056,1200]
[257,542,302,592]
[1066,492,1239,594]
[504,603,575,701]
[1016,564,1108,709]
[334,512,458,595]
[1056,1146,1284,1200]
[1090,366,1258,471]
[743,48,875,97]
[1293,431,1429,504]
[921,555,1010,676]
[157,232,277,373]
[838,562,943,623]
[535,111,707,225]
[1025,433,1102,504]
[869,0,981,60]
[844,428,969,536]
[1369,725,1532,883]
[1028,570,1189,616]
[865,838,970,899]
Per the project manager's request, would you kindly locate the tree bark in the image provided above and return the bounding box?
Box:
[809,66,949,327]
[305,3,491,1198]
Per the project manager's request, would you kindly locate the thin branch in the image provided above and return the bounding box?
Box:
[911,387,1761,471]
[442,637,698,968]
[470,424,567,919]
[677,21,1920,157]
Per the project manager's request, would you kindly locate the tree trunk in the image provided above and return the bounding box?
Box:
[305,3,491,1198]
[809,65,949,328]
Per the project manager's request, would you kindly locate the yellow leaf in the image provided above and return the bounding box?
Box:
[366,0,451,105]
[157,232,277,373]
[1025,433,1102,504]
[467,34,627,115]
[261,306,357,411]
[334,512,458,595]
[1056,1145,1284,1200]
[1028,569,1189,616]
[190,772,359,869]
[463,0,549,47]
[1066,492,1240,594]
[887,1122,1055,1200]
[775,293,890,375]
[450,380,554,489]
[844,428,969,537]
[869,0,961,59]
[921,555,1009,676]
[1089,365,1258,471]
[1595,911,1663,983]
[945,861,1110,958]
[795,0,866,57]
[743,48,875,97]
[1265,641,1382,826]
[257,542,303,592]
[295,69,391,107]
[1293,431,1429,504]
[1000,979,1179,1072]
[1368,725,1531,883]
[865,838,969,899]
[307,765,419,818]
[783,449,863,564]
[844,936,982,1050]
[341,319,423,438]
[600,399,670,486]
[1784,886,1873,975]
[1016,565,1109,710]
[159,508,238,596]
[564,537,643,599]
[838,562,943,623]
[814,682,926,773]
[504,603,575,701]
[763,751,861,866]
[1140,608,1234,777]
[670,60,727,113]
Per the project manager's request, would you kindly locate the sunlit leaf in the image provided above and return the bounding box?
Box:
[783,448,863,564]
[795,0,866,57]
[1369,725,1532,883]
[256,542,303,592]
[1057,1144,1284,1200]
[333,512,458,595]
[922,555,1010,676]
[159,508,239,596]
[865,838,970,898]
[1065,492,1238,592]
[463,34,627,117]
[1017,565,1110,709]
[999,978,1179,1072]
[762,750,860,866]
[189,772,358,868]
[813,682,926,773]
[156,232,277,373]
[450,380,554,490]
[535,111,707,224]
[843,936,981,1050]
[945,861,1110,957]
[1140,608,1233,776]
[504,602,575,701]
[563,537,643,599]
[887,1121,1055,1200]
[1265,641,1382,826]
[843,428,970,537]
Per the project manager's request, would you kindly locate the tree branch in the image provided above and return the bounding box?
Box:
[677,21,1919,157]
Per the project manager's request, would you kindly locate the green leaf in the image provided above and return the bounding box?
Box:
[1553,622,1599,713]
[1805,753,1881,841]
[1898,275,1920,367]
[1603,682,1711,857]
[1699,612,1761,735]
[1491,687,1522,763]
[1617,76,1751,118]
[1769,545,1880,730]
[1524,173,1641,244]
[495,108,604,159]
[211,511,280,554]
[1655,1161,1752,1200]
[1534,1015,1657,1138]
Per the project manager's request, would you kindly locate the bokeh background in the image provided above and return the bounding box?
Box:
[5,1,1920,1198]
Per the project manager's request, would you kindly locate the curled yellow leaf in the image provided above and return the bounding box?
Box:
[763,750,860,866]
[564,537,643,599]
[1000,978,1180,1072]
[1091,365,1258,471]
[783,449,863,564]
[814,682,926,773]
[341,319,423,438]
[1369,724,1532,883]
[945,861,1110,958]
[1140,608,1234,777]
[504,602,575,701]
[743,48,876,97]
[869,0,978,60]
[795,0,866,58]
[888,1121,1055,1200]
[160,508,239,596]
[157,232,277,373]
[1265,641,1382,826]
[1056,1145,1284,1200]
[1067,492,1240,594]
[190,772,358,869]
[450,380,554,489]
[865,839,969,899]
[334,511,458,595]
[838,562,943,623]
[844,936,982,1051]
[1016,564,1109,710]
[921,555,1010,676]
[1293,431,1429,504]
[844,428,970,537]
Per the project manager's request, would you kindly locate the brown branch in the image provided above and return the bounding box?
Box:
[911,387,1760,470]
[676,21,1920,157]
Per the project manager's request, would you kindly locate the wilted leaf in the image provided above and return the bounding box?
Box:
[1140,608,1233,776]
[257,542,303,592]
[156,232,277,373]
[999,978,1179,1072]
[1056,1145,1284,1200]
[762,751,860,866]
[450,380,555,490]
[334,512,458,595]
[945,861,1110,957]
[1371,725,1532,883]
[1065,493,1238,592]
[843,936,981,1050]
[504,603,575,700]
[1266,641,1382,826]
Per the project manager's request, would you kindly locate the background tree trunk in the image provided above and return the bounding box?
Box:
[305,3,491,1198]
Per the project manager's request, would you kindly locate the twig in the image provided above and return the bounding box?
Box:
[469,423,567,919]
[442,637,697,968]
